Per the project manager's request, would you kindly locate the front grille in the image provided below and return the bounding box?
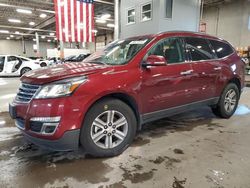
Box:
[16,83,40,103]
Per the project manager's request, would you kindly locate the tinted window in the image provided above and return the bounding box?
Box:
[0,56,5,72]
[7,56,17,62]
[185,37,215,61]
[0,56,5,64]
[209,40,234,58]
[19,58,28,62]
[148,38,185,64]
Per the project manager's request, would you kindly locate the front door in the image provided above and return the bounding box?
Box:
[140,37,194,114]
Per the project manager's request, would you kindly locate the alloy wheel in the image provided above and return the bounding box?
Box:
[90,110,128,149]
[224,89,237,113]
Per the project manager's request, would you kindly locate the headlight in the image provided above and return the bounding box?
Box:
[34,76,87,99]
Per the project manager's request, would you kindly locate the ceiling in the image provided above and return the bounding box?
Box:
[0,0,114,41]
[203,0,242,7]
[0,0,243,42]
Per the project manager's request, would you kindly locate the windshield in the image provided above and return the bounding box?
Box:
[65,55,75,61]
[83,37,152,65]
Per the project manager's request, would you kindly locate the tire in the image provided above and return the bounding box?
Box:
[40,62,47,67]
[80,98,137,157]
[20,67,31,76]
[212,83,240,119]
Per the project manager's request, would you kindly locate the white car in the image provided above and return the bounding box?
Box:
[0,55,41,76]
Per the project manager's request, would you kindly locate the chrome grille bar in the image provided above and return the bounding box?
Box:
[15,83,40,103]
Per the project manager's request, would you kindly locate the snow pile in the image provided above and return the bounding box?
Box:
[234,105,250,115]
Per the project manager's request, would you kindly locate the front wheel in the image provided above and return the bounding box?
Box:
[80,98,137,157]
[212,83,240,118]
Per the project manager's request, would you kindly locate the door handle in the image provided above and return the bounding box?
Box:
[214,67,222,71]
[180,70,193,75]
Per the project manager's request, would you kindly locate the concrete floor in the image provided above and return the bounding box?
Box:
[1,77,250,188]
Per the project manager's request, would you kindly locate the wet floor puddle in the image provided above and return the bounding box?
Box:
[0,144,113,187]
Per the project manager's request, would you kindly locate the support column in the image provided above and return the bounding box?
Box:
[22,37,26,55]
[60,40,64,59]
[114,0,119,40]
[35,32,40,57]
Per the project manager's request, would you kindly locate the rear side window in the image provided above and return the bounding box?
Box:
[185,37,215,61]
[209,40,234,58]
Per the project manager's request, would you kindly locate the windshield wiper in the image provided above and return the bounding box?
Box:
[88,61,108,65]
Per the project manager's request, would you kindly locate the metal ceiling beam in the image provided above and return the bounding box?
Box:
[0,3,55,13]
[95,0,114,5]
[0,25,55,33]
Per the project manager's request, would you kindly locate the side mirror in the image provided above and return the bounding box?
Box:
[142,55,167,68]
[242,58,249,65]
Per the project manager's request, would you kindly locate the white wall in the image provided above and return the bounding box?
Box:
[203,0,250,47]
[0,40,55,57]
[120,0,201,38]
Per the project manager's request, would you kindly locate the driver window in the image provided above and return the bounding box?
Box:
[147,37,185,64]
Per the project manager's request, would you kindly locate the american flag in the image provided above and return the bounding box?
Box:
[54,0,95,43]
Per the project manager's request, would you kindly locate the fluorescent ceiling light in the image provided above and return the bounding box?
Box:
[40,13,47,18]
[47,39,51,42]
[6,37,10,40]
[8,19,21,23]
[107,23,115,28]
[50,33,55,36]
[0,30,9,33]
[29,22,35,26]
[10,35,14,38]
[16,9,32,14]
[101,13,111,20]
[33,39,36,41]
[41,36,46,39]
[96,19,106,23]
[15,31,20,34]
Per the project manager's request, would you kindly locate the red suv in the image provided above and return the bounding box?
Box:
[9,31,245,157]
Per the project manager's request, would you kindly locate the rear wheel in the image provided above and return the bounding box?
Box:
[212,83,240,118]
[80,98,137,157]
[20,67,31,76]
[40,62,47,67]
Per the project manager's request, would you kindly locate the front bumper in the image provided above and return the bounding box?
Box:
[21,129,80,151]
[9,94,92,151]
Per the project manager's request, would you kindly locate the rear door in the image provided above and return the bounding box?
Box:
[140,37,194,114]
[184,37,220,101]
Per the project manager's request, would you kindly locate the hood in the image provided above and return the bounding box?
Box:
[21,62,109,85]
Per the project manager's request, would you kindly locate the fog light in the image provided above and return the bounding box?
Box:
[41,122,59,135]
[29,116,61,135]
